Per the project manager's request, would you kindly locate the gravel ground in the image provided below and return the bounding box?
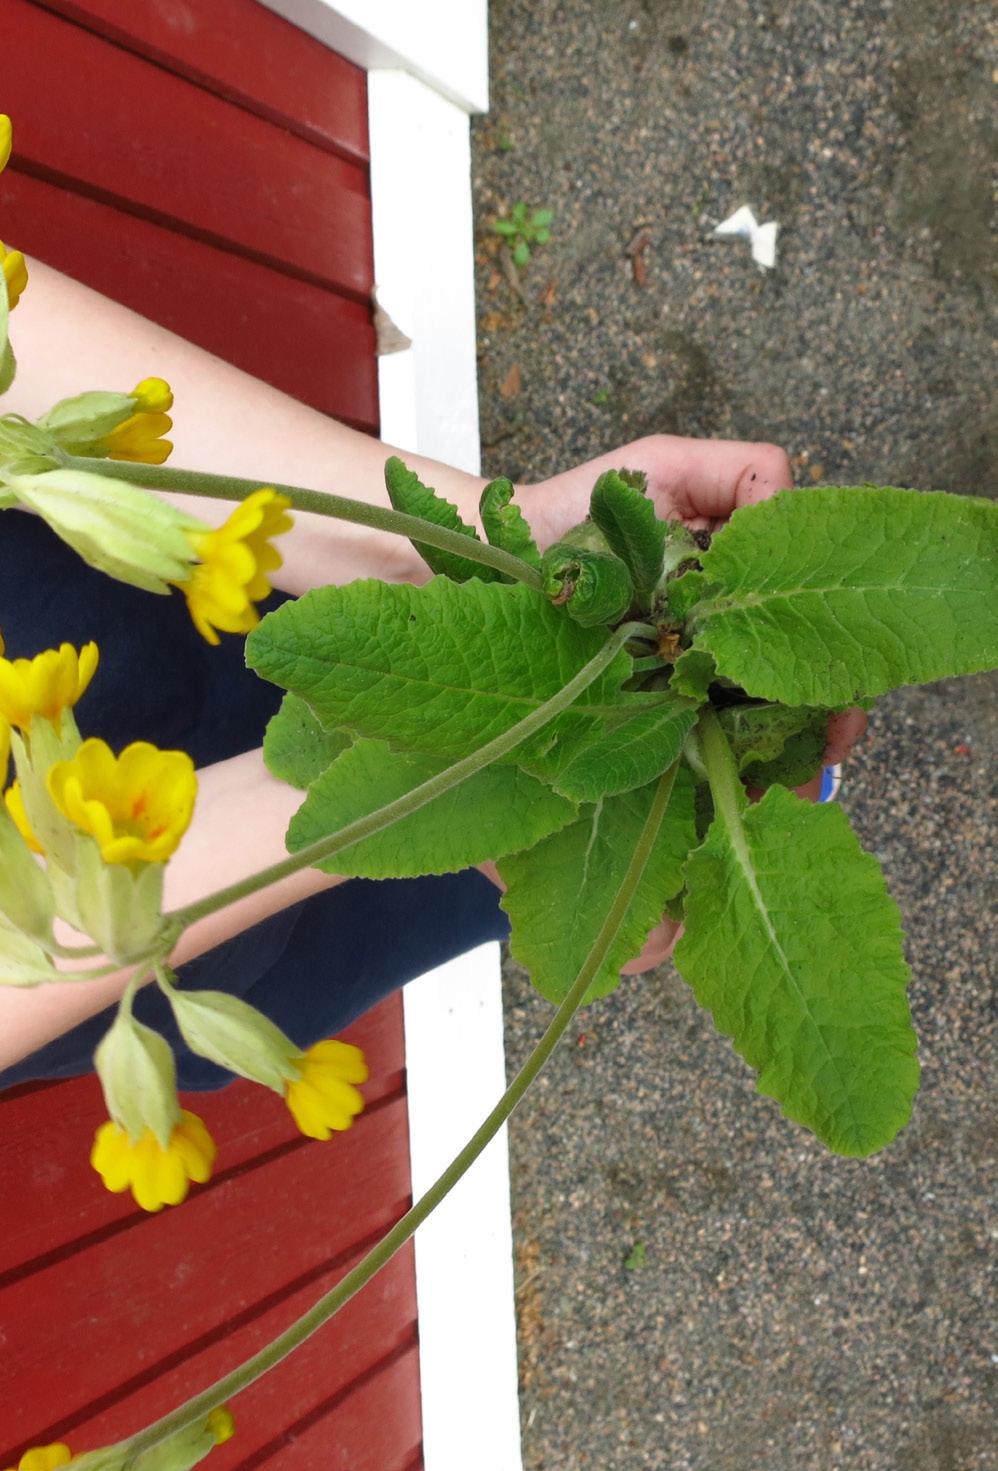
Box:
[470,3,996,1468]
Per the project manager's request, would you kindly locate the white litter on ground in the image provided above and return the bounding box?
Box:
[713,205,779,271]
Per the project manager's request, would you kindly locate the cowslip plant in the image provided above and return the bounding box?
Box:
[246,461,996,1157]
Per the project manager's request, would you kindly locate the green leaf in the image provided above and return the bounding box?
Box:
[669,647,716,700]
[287,738,576,878]
[589,470,668,606]
[687,487,998,705]
[521,694,697,802]
[531,209,554,228]
[384,456,502,583]
[665,569,716,621]
[512,240,530,267]
[493,219,517,237]
[263,693,352,790]
[479,478,541,568]
[499,766,696,1005]
[246,577,632,767]
[674,784,919,1156]
[717,703,828,789]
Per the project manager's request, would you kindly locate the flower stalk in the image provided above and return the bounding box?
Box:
[64,456,547,590]
[113,759,680,1459]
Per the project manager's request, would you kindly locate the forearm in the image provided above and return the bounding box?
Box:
[0,748,347,1071]
[11,260,493,592]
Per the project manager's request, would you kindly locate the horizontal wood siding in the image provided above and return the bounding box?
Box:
[32,0,370,163]
[1,0,379,429]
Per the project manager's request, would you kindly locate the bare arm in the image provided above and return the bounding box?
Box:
[11,260,492,592]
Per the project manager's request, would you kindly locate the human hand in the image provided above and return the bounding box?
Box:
[517,432,799,546]
[517,435,867,973]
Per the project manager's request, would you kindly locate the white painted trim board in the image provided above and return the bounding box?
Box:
[259,0,489,114]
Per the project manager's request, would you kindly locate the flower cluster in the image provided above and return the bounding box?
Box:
[0,631,367,1213]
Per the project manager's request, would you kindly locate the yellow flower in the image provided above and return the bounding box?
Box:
[0,114,11,173]
[206,1409,235,1446]
[47,738,196,865]
[0,713,8,781]
[4,780,42,852]
[0,641,98,730]
[285,1039,368,1140]
[0,241,28,312]
[91,1109,216,1212]
[179,488,293,645]
[101,409,173,465]
[130,377,174,414]
[2,1444,73,1471]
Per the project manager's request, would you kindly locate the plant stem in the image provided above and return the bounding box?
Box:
[65,456,544,590]
[117,760,680,1458]
[696,705,746,822]
[169,621,647,931]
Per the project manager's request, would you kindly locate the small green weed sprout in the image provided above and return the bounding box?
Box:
[493,201,554,267]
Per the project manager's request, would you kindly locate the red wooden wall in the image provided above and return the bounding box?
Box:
[0,2,422,1465]
[0,0,379,431]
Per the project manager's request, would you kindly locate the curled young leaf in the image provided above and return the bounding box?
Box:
[542,542,634,627]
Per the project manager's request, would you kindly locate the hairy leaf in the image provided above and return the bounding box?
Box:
[589,470,667,604]
[287,738,576,877]
[480,478,541,568]
[384,455,502,583]
[669,647,716,700]
[521,694,697,802]
[674,784,919,1156]
[263,693,351,790]
[246,577,632,766]
[499,766,696,1005]
[718,704,827,788]
[686,486,998,705]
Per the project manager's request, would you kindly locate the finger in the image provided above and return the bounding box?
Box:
[823,707,868,766]
[641,436,794,526]
[793,772,824,803]
[620,916,683,974]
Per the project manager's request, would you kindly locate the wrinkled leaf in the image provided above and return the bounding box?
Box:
[687,487,998,705]
[287,738,576,878]
[522,694,697,802]
[384,456,502,583]
[589,469,668,605]
[674,783,919,1156]
[263,692,352,790]
[246,577,632,768]
[718,703,827,789]
[480,477,541,568]
[500,766,696,1005]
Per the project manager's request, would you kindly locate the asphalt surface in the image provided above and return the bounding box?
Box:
[470,4,996,1468]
